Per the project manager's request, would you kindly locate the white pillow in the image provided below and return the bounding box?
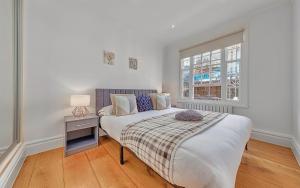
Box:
[98,105,113,116]
[115,96,131,116]
[150,93,171,110]
[157,95,167,110]
[110,94,138,115]
[127,95,138,114]
[164,93,171,108]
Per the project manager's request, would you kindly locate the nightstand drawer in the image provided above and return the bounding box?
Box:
[66,118,98,132]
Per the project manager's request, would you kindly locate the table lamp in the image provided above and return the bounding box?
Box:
[70,95,90,117]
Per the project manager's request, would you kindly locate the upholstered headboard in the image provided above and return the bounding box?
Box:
[95,89,157,113]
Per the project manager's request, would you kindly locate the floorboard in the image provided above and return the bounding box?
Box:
[86,146,136,188]
[27,148,64,188]
[102,138,170,188]
[63,152,100,188]
[13,155,37,188]
[13,139,300,188]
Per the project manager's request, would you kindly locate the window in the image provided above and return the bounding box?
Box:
[179,30,247,105]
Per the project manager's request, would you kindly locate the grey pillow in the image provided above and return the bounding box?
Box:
[175,110,203,121]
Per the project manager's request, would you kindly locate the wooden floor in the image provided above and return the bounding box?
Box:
[14,138,300,188]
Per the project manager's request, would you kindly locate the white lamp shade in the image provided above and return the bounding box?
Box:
[70,95,90,107]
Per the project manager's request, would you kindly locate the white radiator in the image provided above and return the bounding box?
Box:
[178,102,233,113]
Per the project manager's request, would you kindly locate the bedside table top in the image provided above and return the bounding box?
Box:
[64,114,99,123]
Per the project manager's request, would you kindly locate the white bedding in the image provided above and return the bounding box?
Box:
[101,108,252,188]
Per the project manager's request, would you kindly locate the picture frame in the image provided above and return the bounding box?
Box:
[103,51,115,65]
[129,57,138,70]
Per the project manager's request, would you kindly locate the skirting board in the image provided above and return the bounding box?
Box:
[0,146,9,157]
[291,138,300,166]
[251,128,292,147]
[25,135,64,156]
[0,144,26,188]
[251,129,300,166]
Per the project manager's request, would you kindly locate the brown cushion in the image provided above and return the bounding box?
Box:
[149,93,158,109]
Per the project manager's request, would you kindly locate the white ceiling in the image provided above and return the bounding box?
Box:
[96,0,288,44]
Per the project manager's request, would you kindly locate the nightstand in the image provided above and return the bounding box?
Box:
[64,114,99,156]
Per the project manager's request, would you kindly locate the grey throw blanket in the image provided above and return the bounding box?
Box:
[120,111,228,183]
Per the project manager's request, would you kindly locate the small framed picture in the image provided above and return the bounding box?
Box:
[103,51,115,65]
[129,57,138,70]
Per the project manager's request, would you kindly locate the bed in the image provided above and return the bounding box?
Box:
[96,89,252,188]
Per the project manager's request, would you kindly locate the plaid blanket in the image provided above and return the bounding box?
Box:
[120,111,228,183]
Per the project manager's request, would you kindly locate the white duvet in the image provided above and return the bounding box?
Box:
[101,108,252,188]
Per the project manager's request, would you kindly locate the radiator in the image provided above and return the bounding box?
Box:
[178,102,233,113]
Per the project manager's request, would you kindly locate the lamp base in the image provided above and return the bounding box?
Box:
[72,106,89,117]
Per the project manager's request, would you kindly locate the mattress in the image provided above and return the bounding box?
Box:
[101,108,252,188]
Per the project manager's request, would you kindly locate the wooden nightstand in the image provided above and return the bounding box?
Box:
[64,114,99,156]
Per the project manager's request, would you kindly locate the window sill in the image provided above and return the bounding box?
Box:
[177,98,248,108]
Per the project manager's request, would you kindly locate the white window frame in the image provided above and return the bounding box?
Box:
[178,29,249,107]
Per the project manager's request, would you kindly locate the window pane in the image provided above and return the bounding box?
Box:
[211,59,221,65]
[226,47,236,61]
[202,52,210,63]
[237,44,241,60]
[227,74,239,87]
[193,55,201,69]
[210,86,221,98]
[193,68,201,85]
[194,86,209,99]
[181,57,190,69]
[227,61,240,75]
[182,70,190,97]
[225,44,241,61]
[183,69,190,83]
[211,64,221,84]
[211,49,221,61]
[193,55,201,64]
[227,87,239,101]
[183,88,189,98]
[201,65,210,84]
[226,71,240,101]
[194,64,201,69]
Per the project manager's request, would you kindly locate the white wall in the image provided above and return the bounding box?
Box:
[292,0,300,146]
[163,2,293,136]
[0,0,14,152]
[23,0,163,142]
